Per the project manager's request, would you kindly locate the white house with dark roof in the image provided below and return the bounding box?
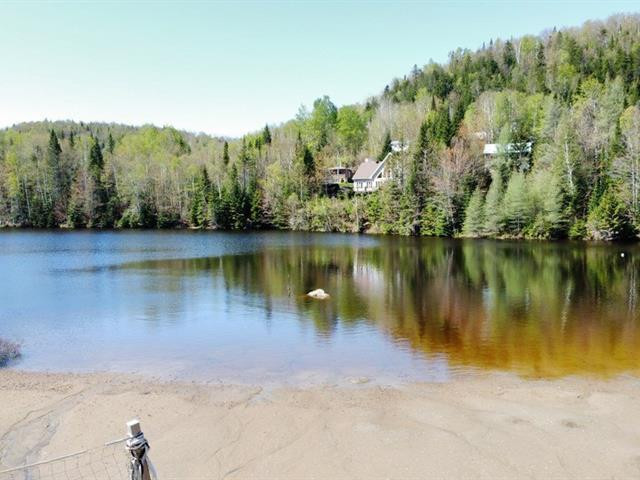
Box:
[352,140,408,193]
[483,142,532,156]
[353,158,387,193]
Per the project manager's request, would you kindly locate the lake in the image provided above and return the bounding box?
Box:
[1,230,639,384]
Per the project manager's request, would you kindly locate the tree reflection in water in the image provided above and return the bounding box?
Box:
[124,238,640,378]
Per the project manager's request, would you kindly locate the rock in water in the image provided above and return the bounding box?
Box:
[307,288,329,299]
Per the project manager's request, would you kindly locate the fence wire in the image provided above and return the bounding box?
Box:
[0,438,130,480]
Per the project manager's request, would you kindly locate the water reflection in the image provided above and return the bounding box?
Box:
[121,238,640,378]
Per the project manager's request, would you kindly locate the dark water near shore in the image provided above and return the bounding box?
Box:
[1,230,639,384]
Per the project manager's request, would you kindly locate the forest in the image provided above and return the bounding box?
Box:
[1,14,640,240]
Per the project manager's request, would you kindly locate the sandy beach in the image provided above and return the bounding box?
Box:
[1,370,639,479]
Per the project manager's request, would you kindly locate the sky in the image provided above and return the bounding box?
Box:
[0,1,638,137]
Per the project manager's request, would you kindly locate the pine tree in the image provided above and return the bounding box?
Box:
[87,138,106,227]
[406,121,432,233]
[503,40,517,72]
[67,171,86,228]
[222,141,230,166]
[501,171,532,235]
[107,132,116,154]
[609,119,623,159]
[215,164,244,229]
[214,186,231,229]
[46,130,62,189]
[535,43,547,92]
[228,164,245,229]
[246,177,263,228]
[190,166,212,227]
[586,186,636,240]
[462,188,486,237]
[302,145,314,177]
[294,131,315,198]
[102,167,120,228]
[483,171,504,236]
[378,132,392,161]
[89,137,104,178]
[46,130,64,224]
[419,202,449,236]
[433,106,452,145]
[262,125,272,145]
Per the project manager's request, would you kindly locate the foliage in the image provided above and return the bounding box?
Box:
[0,338,20,367]
[462,188,485,237]
[586,186,636,240]
[1,14,639,241]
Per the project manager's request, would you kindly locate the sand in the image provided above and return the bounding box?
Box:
[1,370,640,479]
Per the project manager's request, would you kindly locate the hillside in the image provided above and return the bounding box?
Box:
[1,13,640,239]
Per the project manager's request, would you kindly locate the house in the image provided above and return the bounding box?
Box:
[483,142,532,156]
[390,140,409,153]
[353,157,392,193]
[352,140,409,193]
[324,166,353,185]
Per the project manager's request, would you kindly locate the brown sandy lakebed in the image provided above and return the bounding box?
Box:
[1,370,640,479]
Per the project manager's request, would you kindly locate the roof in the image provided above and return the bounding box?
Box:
[390,140,409,152]
[353,158,383,180]
[483,142,533,155]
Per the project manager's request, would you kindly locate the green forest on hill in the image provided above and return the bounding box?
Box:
[1,14,640,240]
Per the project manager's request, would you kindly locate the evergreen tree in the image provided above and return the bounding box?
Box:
[228,164,245,229]
[190,166,212,227]
[483,171,504,236]
[246,177,264,228]
[262,125,272,145]
[222,141,230,166]
[67,172,86,228]
[378,132,392,161]
[215,164,244,229]
[302,144,314,177]
[107,132,116,154]
[432,106,452,145]
[462,188,486,237]
[501,171,532,235]
[586,186,636,240]
[46,130,64,224]
[528,170,567,239]
[87,137,106,227]
[46,130,62,190]
[406,121,432,233]
[535,43,547,92]
[609,119,623,159]
[102,166,120,228]
[503,40,517,72]
[294,132,315,198]
[89,137,104,178]
[419,202,449,236]
[239,137,255,190]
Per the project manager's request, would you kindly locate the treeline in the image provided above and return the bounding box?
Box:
[1,14,640,240]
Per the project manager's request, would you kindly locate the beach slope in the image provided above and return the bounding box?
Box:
[1,371,639,479]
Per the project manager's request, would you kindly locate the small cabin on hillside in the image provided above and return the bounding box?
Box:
[325,166,353,185]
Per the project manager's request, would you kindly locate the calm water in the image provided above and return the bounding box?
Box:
[1,230,639,384]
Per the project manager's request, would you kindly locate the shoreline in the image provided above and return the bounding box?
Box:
[1,226,639,244]
[2,369,639,479]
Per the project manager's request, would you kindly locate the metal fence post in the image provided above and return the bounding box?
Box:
[125,419,155,480]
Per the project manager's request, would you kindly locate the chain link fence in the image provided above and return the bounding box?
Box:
[0,420,155,480]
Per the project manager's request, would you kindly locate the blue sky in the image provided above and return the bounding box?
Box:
[0,1,638,137]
